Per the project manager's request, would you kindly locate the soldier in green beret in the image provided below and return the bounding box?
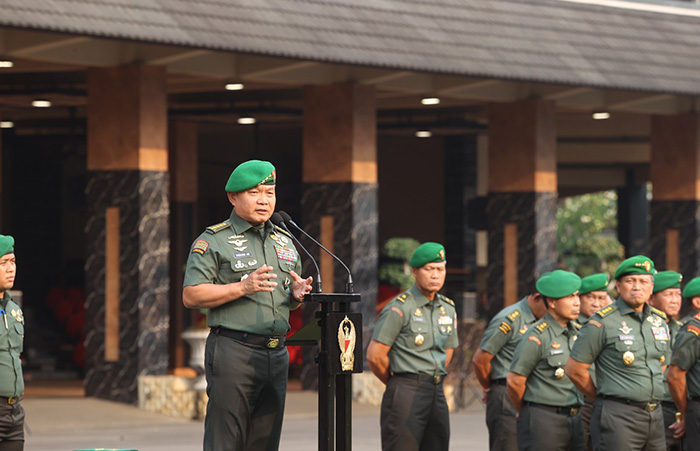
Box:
[0,235,24,451]
[182,160,313,451]
[472,281,548,451]
[566,255,669,451]
[679,277,700,325]
[507,270,583,451]
[367,242,458,451]
[648,270,684,450]
[576,273,610,451]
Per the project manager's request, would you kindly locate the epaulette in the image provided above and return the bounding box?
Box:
[395,293,409,304]
[506,310,521,323]
[694,312,700,322]
[440,294,455,306]
[651,307,667,320]
[206,221,230,234]
[534,321,549,334]
[595,305,617,318]
[572,321,582,330]
[274,225,293,238]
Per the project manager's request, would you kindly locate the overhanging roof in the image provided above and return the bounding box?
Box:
[2,0,700,96]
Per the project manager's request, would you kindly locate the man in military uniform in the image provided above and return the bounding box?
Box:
[667,306,700,447]
[679,277,700,325]
[182,160,313,451]
[472,287,547,451]
[507,270,583,451]
[0,235,24,451]
[367,242,458,451]
[575,273,609,451]
[648,270,684,450]
[566,255,669,451]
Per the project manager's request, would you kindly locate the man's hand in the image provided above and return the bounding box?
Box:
[241,265,278,295]
[290,270,313,301]
[669,419,686,439]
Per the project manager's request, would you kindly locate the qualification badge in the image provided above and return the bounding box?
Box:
[338,316,356,372]
[623,351,635,366]
[415,334,424,346]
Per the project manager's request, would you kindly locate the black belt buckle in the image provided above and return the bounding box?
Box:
[266,338,280,349]
[645,402,657,412]
[6,396,18,405]
[568,407,579,417]
[433,375,442,385]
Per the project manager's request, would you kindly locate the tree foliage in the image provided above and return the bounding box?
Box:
[378,237,421,290]
[557,191,624,277]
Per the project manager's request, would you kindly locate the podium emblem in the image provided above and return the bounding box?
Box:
[338,316,356,372]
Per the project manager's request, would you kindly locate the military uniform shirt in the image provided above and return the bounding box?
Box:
[183,209,302,335]
[510,312,584,407]
[670,313,700,398]
[372,285,458,376]
[479,297,538,380]
[0,292,24,397]
[661,317,681,402]
[570,299,669,402]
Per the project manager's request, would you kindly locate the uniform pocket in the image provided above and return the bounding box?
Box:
[10,322,23,351]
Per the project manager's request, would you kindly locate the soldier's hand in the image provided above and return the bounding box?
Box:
[670,419,686,439]
[241,265,277,295]
[290,270,313,301]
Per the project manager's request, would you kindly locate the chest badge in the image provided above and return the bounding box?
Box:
[234,261,245,270]
[623,351,635,366]
[228,239,248,247]
[10,309,23,324]
[415,334,424,346]
[552,342,561,349]
[554,368,565,379]
[414,308,423,317]
[619,322,633,335]
[247,260,258,266]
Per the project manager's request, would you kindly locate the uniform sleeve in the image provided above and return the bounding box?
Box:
[372,301,407,346]
[671,329,700,371]
[479,315,515,355]
[509,332,542,377]
[569,320,605,364]
[445,312,459,349]
[183,233,220,287]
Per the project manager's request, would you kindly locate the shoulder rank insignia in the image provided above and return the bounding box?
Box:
[274,225,293,238]
[688,325,700,337]
[528,336,542,345]
[596,305,616,318]
[535,322,549,333]
[498,321,512,335]
[442,295,455,306]
[206,221,230,234]
[588,320,603,328]
[507,310,521,322]
[572,321,582,330]
[694,312,700,321]
[651,307,668,320]
[396,293,409,303]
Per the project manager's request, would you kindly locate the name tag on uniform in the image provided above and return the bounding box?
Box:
[549,349,564,356]
[619,334,635,341]
[412,315,426,323]
[651,327,669,341]
[234,252,252,258]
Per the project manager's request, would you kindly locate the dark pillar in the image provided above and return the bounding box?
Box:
[84,64,170,404]
[485,99,558,319]
[649,114,700,277]
[617,168,649,257]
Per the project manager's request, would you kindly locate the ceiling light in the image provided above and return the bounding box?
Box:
[592,111,610,120]
[415,130,432,138]
[0,60,13,69]
[32,99,51,108]
[225,83,244,91]
[0,121,14,129]
[421,97,440,106]
[237,117,256,125]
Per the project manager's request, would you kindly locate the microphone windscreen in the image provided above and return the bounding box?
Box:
[270,212,284,226]
[279,211,293,223]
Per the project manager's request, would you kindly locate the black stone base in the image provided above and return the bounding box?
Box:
[650,200,700,278]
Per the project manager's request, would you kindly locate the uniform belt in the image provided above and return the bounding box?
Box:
[214,327,285,349]
[491,378,507,386]
[394,373,444,385]
[600,395,659,412]
[0,396,21,405]
[526,402,581,417]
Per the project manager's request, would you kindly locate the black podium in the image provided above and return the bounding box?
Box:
[287,292,362,451]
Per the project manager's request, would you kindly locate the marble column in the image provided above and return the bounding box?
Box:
[84,64,170,404]
[485,99,558,319]
[300,84,378,385]
[649,114,700,278]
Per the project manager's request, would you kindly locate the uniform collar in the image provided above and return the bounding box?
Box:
[409,284,435,308]
[1,291,10,309]
[228,208,272,234]
[542,312,570,336]
[577,313,589,325]
[518,296,537,323]
[615,297,651,317]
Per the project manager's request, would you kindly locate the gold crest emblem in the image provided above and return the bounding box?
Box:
[337,316,356,372]
[415,334,424,346]
[554,368,565,379]
[414,308,423,317]
[623,351,635,366]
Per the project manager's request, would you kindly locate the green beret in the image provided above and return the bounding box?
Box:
[652,270,682,293]
[409,242,446,268]
[614,255,656,280]
[579,273,609,295]
[536,270,581,299]
[0,235,14,256]
[683,277,700,299]
[225,160,276,193]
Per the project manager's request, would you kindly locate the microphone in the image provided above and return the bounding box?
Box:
[278,211,354,293]
[270,212,322,293]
